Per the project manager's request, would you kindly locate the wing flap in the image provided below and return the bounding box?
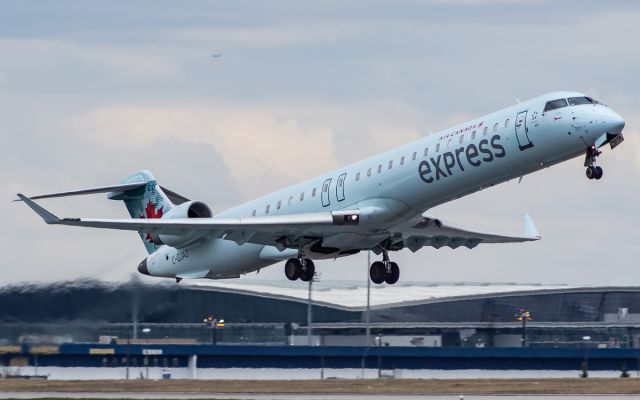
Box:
[397,212,540,252]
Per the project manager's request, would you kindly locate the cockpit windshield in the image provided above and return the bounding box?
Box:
[543,98,568,112]
[544,96,597,113]
[568,96,595,105]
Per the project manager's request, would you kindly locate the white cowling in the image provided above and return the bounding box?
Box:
[153,201,213,249]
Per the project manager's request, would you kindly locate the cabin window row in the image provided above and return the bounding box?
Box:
[253,117,513,216]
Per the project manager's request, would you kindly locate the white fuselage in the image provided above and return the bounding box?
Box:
[146,91,625,279]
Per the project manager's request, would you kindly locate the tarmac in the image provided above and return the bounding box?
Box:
[2,379,640,397]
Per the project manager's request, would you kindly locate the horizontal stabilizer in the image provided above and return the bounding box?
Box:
[159,186,190,205]
[16,194,61,224]
[14,182,147,201]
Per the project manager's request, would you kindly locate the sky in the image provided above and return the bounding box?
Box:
[1,0,639,286]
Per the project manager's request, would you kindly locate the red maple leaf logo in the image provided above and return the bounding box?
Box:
[139,200,163,241]
[139,200,163,219]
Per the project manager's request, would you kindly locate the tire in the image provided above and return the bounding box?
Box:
[300,259,316,282]
[284,258,302,281]
[595,166,603,180]
[385,262,400,285]
[586,166,595,179]
[370,261,386,284]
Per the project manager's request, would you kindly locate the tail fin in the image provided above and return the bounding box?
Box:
[107,170,174,253]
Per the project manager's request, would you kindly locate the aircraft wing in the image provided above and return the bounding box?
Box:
[17,194,360,247]
[392,212,541,252]
[18,193,537,253]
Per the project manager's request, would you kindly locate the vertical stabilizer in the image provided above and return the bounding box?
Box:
[107,170,174,253]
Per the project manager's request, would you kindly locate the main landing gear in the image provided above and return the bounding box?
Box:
[284,257,315,282]
[369,251,400,285]
[585,146,603,180]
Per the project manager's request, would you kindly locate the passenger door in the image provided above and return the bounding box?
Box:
[321,178,332,207]
[515,111,534,150]
[335,173,346,202]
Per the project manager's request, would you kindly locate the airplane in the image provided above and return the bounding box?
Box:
[17,91,626,285]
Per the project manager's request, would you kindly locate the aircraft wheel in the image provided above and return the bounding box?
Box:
[300,259,315,282]
[594,166,603,180]
[385,262,400,285]
[585,166,596,180]
[370,261,386,284]
[284,258,302,281]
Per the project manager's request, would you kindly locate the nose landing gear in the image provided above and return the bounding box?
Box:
[584,146,603,180]
[369,250,400,285]
[586,165,603,180]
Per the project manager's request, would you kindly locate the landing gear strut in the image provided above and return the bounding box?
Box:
[284,256,315,282]
[369,250,400,285]
[584,146,603,180]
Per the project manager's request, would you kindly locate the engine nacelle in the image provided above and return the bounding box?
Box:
[152,201,213,249]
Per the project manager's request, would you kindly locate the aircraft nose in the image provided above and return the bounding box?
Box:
[137,258,149,275]
[603,109,625,135]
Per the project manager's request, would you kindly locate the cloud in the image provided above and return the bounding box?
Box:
[169,21,369,49]
[0,38,184,92]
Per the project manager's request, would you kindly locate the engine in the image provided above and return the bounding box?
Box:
[149,201,213,249]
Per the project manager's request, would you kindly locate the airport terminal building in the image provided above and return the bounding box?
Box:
[1,279,640,348]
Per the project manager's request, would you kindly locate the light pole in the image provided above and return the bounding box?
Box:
[515,309,532,348]
[365,251,371,346]
[375,334,383,378]
[581,335,591,378]
[307,272,320,346]
[142,328,151,379]
[204,316,220,345]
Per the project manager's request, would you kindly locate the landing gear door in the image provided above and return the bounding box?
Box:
[515,111,533,151]
[336,173,346,202]
[321,178,332,207]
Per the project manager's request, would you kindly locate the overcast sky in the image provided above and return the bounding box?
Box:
[1,0,639,286]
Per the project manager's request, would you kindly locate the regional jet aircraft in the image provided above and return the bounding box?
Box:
[18,91,626,284]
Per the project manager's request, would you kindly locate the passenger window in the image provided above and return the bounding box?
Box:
[355,172,360,181]
[459,135,464,144]
[251,210,256,217]
[412,152,416,161]
[300,192,304,201]
[493,123,499,131]
[276,200,281,210]
[367,168,372,177]
[505,119,510,128]
[543,98,568,112]
[436,143,440,152]
[265,204,270,214]
[400,156,405,165]
[388,160,393,170]
[483,127,488,135]
[377,164,382,173]
[312,188,316,197]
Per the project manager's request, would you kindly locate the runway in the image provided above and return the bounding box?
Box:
[0,394,639,400]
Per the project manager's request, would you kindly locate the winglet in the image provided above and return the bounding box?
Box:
[523,214,541,239]
[16,194,61,224]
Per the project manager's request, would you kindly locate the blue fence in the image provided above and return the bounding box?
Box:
[6,344,640,371]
